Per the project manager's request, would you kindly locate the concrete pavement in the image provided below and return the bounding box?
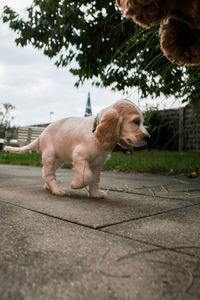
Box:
[0,164,200,300]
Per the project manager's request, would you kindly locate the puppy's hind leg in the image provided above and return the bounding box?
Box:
[42,152,66,196]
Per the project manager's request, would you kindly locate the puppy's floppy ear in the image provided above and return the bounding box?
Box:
[94,109,122,151]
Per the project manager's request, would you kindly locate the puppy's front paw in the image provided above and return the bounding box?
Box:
[52,188,68,196]
[44,183,67,196]
[89,190,106,199]
[70,179,84,189]
[50,186,68,196]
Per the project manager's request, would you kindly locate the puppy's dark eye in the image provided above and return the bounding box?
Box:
[133,119,140,125]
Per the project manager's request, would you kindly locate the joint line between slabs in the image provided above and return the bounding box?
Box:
[1,199,200,261]
[96,202,200,229]
[1,199,200,235]
[101,230,200,261]
[0,199,95,230]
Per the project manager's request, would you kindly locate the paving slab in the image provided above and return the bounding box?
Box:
[105,205,200,256]
[100,172,200,202]
[1,185,193,229]
[0,164,42,188]
[100,170,190,189]
[107,183,200,203]
[1,164,200,299]
[1,202,200,300]
[100,170,200,190]
[0,165,195,229]
[135,184,200,202]
[1,164,199,201]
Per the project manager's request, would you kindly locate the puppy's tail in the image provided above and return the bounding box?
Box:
[4,137,40,154]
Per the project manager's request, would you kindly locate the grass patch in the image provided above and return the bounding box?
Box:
[0,151,199,175]
[0,152,73,169]
[103,151,200,175]
[0,152,42,166]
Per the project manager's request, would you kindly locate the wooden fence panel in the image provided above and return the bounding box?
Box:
[184,108,200,152]
[18,127,44,147]
[159,107,200,152]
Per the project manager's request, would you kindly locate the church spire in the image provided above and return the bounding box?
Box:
[84,92,92,117]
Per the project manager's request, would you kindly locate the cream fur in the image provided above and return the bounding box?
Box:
[4,99,149,198]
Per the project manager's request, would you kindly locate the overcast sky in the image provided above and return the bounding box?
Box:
[0,0,180,127]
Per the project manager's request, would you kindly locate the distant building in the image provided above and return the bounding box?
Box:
[84,92,92,117]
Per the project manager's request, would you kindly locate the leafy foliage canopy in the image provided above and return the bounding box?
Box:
[2,0,200,104]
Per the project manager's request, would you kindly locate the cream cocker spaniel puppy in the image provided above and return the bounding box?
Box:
[5,99,149,198]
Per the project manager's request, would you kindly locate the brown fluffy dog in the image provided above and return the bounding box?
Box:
[116,0,200,65]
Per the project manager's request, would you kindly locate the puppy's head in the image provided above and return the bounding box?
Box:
[94,99,149,151]
[114,100,150,149]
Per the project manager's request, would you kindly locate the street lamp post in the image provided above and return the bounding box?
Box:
[49,112,54,123]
